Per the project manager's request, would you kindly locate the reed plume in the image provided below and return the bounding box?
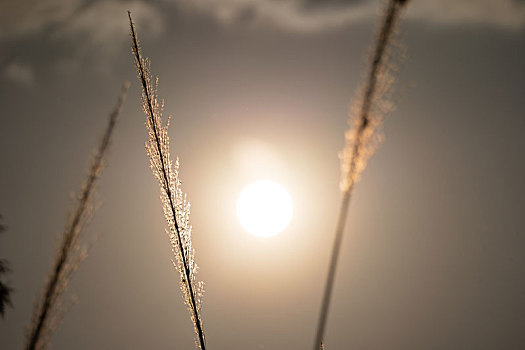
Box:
[25,84,129,350]
[314,1,409,349]
[128,12,206,350]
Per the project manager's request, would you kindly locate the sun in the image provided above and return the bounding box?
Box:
[236,180,293,237]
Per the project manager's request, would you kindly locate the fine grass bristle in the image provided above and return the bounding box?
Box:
[128,12,206,350]
[25,84,128,350]
[314,1,410,349]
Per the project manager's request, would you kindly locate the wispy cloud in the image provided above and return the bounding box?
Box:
[1,0,521,45]
[0,0,163,46]
[0,0,163,76]
[170,0,525,31]
[56,1,163,48]
[4,62,35,86]
[0,0,83,39]
[408,0,525,29]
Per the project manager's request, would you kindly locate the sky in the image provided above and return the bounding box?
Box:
[1,0,524,349]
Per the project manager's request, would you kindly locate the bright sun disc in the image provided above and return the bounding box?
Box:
[237,180,293,237]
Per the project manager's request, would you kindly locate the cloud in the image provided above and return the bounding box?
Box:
[4,62,35,86]
[408,0,525,28]
[173,0,376,32]
[171,0,525,32]
[0,0,164,75]
[0,0,83,39]
[56,0,163,48]
[2,0,521,45]
[0,0,163,45]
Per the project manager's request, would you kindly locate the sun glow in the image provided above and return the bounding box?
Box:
[236,180,293,237]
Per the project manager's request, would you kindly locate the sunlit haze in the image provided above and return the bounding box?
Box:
[1,0,524,349]
[237,180,293,237]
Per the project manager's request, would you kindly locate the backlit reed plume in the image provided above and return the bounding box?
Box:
[314,1,409,349]
[128,12,206,350]
[26,84,129,350]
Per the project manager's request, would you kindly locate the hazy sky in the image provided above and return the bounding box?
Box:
[1,0,524,349]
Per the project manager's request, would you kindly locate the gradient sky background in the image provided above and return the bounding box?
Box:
[1,0,524,349]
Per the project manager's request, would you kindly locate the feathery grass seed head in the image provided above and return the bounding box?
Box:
[25,84,128,350]
[129,12,206,349]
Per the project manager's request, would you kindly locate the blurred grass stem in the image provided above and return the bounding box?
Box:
[26,84,128,350]
[313,1,408,349]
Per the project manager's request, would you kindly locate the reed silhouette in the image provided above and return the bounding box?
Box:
[129,12,206,350]
[25,84,128,350]
[314,1,409,349]
[0,214,13,318]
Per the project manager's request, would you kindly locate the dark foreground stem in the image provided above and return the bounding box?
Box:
[313,1,408,349]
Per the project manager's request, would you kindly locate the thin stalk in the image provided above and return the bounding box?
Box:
[128,12,206,350]
[0,215,13,318]
[26,84,128,350]
[313,1,408,349]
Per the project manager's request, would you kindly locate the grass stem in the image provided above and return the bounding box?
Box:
[26,84,128,350]
[313,1,409,348]
[128,12,206,350]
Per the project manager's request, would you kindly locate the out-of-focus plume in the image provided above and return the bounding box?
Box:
[128,12,206,350]
[339,0,408,192]
[25,84,128,350]
[314,1,409,349]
